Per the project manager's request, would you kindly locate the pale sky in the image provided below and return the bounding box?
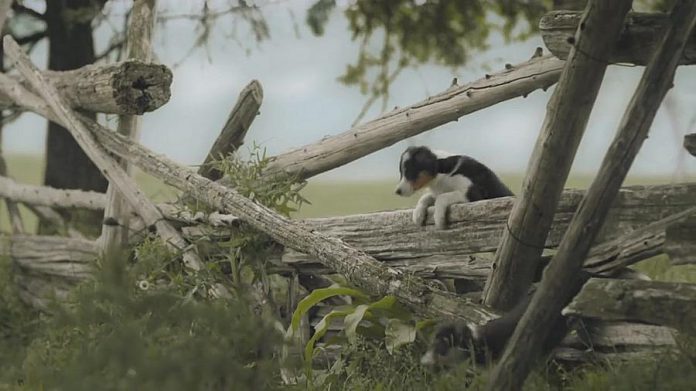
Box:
[4,0,696,181]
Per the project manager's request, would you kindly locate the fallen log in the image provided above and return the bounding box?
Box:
[540,11,696,65]
[564,279,696,334]
[264,55,564,180]
[0,60,172,114]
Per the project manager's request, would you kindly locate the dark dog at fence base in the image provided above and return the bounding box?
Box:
[421,269,651,368]
[394,146,513,229]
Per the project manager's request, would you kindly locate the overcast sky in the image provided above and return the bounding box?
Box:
[5,0,696,181]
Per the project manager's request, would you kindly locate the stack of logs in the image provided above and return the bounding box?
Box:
[0,6,695,370]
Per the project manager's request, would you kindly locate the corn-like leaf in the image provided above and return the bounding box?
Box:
[290,286,369,335]
[385,319,417,354]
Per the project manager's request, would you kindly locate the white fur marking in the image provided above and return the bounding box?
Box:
[413,193,435,225]
[433,191,468,229]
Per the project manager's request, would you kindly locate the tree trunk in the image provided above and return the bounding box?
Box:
[42,0,107,236]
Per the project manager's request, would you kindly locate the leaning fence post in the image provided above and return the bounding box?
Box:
[487,1,696,389]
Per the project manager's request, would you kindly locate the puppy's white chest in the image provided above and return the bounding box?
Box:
[428,174,472,196]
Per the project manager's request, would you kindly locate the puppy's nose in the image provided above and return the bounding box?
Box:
[395,188,402,196]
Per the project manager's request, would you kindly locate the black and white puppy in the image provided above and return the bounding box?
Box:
[420,269,652,368]
[394,146,513,229]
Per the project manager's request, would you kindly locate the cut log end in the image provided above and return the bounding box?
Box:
[114,61,173,115]
[540,11,696,65]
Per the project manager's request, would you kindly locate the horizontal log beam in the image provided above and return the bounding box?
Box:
[0,60,172,114]
[540,11,696,65]
[264,55,564,180]
[0,176,106,210]
[283,183,696,271]
[1,234,96,281]
[664,216,696,265]
[564,279,696,334]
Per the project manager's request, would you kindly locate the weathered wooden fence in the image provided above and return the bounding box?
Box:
[0,1,695,385]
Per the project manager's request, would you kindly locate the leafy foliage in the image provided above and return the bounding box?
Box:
[306,0,551,122]
[286,284,434,387]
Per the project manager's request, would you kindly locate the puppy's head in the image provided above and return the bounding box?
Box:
[395,146,438,197]
[421,323,483,367]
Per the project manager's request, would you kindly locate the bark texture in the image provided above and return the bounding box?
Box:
[488,2,696,389]
[483,0,634,312]
[541,11,696,65]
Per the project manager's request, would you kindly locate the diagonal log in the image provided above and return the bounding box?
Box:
[264,55,564,180]
[199,80,263,180]
[3,36,203,272]
[483,0,634,312]
[101,0,157,255]
[564,279,696,334]
[489,1,696,389]
[0,52,496,326]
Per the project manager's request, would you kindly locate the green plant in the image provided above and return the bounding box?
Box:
[287,284,436,387]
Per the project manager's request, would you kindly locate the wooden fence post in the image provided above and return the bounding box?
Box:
[482,0,633,311]
[487,1,696,389]
[101,0,157,255]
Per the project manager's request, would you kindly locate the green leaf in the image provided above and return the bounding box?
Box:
[343,304,370,342]
[385,319,416,354]
[304,309,352,365]
[290,287,369,335]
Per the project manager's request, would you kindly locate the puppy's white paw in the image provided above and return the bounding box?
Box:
[434,203,449,230]
[412,205,428,226]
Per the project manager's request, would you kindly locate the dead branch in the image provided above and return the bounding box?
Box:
[489,2,696,389]
[3,36,203,272]
[564,279,696,334]
[0,60,171,114]
[541,11,696,65]
[264,55,564,181]
[199,80,263,180]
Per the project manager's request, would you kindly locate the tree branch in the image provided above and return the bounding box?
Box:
[263,55,564,181]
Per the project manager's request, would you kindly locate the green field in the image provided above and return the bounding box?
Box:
[3,153,695,225]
